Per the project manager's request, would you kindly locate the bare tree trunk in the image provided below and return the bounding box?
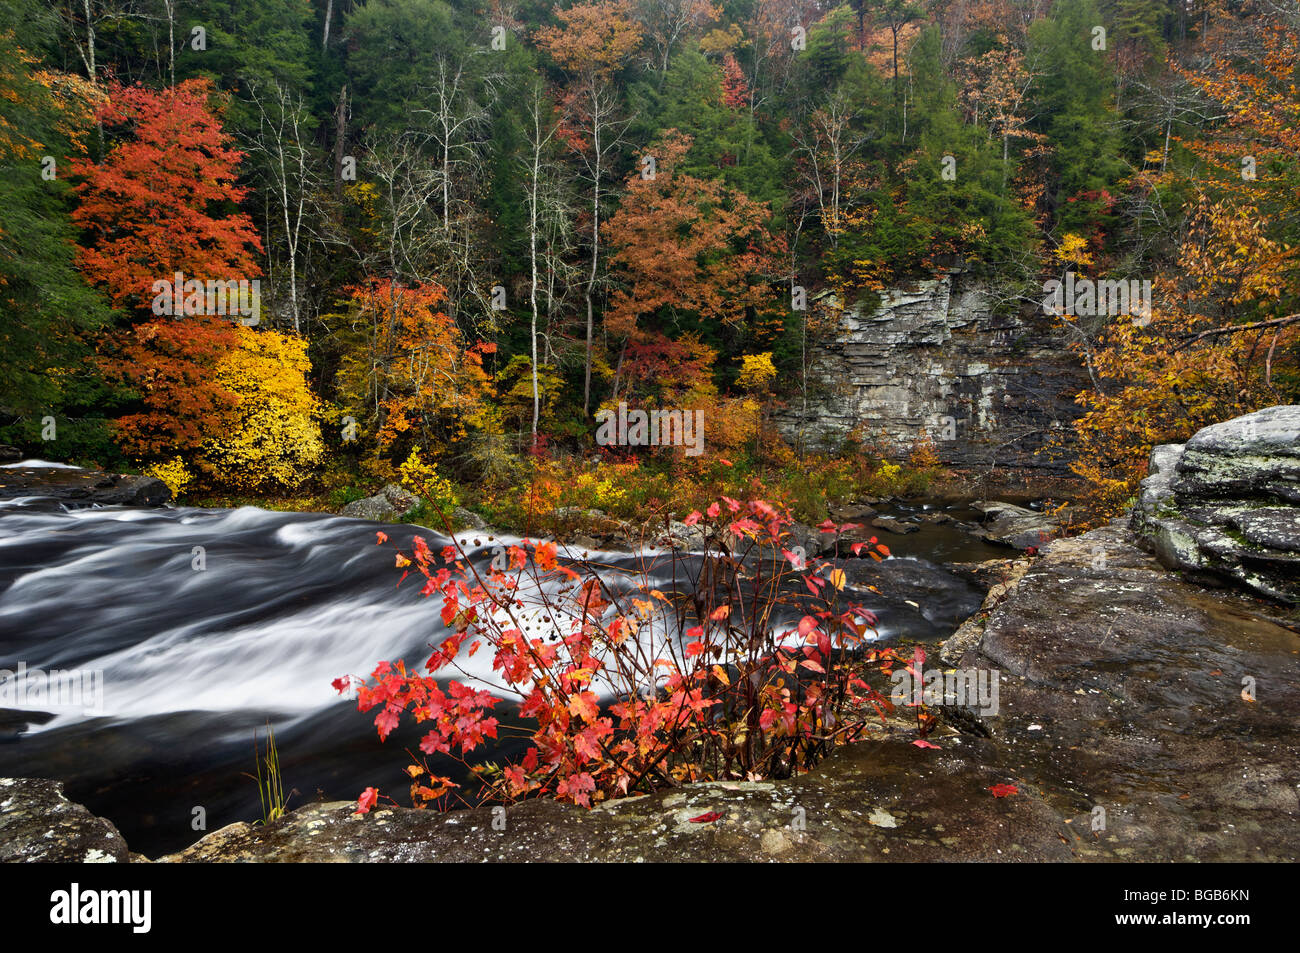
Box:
[163,0,175,87]
[610,340,626,403]
[524,88,555,443]
[248,82,323,335]
[333,84,348,198]
[583,129,601,417]
[81,0,96,82]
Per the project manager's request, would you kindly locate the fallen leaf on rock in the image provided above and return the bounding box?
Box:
[989,783,1018,798]
[688,811,722,823]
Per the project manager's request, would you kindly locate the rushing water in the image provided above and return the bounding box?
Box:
[0,495,996,856]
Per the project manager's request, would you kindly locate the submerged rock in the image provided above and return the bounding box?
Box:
[827,501,878,522]
[870,515,920,535]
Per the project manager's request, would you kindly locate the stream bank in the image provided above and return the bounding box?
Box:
[6,514,1296,862]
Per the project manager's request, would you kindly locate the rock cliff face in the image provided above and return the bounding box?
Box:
[773,272,1085,471]
[1132,405,1300,604]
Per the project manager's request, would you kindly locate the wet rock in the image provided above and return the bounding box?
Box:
[942,557,1022,591]
[870,515,920,535]
[827,501,877,522]
[823,527,869,556]
[0,466,170,507]
[843,555,985,639]
[0,445,21,464]
[915,511,953,524]
[1131,406,1300,603]
[0,778,130,863]
[938,558,1030,666]
[950,521,1300,860]
[972,500,1060,550]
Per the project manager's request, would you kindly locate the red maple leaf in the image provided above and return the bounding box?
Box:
[688,811,723,823]
[355,787,380,815]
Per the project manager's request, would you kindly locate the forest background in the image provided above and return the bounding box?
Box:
[1,0,1296,532]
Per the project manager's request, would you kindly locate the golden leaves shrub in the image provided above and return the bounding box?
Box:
[143,457,193,498]
[201,326,325,490]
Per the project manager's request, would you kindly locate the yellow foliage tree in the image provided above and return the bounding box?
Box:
[1067,18,1300,519]
[736,352,777,393]
[201,326,325,490]
[1067,197,1298,517]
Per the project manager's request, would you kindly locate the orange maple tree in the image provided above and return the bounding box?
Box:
[603,130,783,339]
[71,78,262,310]
[534,0,642,77]
[335,279,493,453]
[71,78,264,460]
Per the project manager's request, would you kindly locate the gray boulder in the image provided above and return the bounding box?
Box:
[1131,406,1300,604]
[451,506,488,531]
[1173,404,1300,503]
[340,484,421,522]
[649,519,707,551]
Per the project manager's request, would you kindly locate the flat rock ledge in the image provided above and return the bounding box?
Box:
[151,519,1298,862]
[154,740,1074,862]
[944,521,1300,861]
